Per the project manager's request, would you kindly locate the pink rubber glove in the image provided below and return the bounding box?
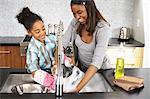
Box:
[33,70,55,90]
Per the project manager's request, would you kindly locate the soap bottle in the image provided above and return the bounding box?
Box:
[115,57,124,79]
[115,42,125,79]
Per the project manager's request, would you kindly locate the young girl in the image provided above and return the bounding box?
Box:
[16,7,57,76]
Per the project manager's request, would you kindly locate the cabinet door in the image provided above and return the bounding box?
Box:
[107,47,144,68]
[0,46,11,68]
[0,46,26,68]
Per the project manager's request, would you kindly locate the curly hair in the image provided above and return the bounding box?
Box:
[16,7,43,31]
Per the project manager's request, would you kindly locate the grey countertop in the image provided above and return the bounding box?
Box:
[108,38,144,47]
[0,68,149,99]
[0,37,144,47]
[0,36,24,46]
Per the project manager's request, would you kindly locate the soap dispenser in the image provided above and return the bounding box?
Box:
[115,42,125,79]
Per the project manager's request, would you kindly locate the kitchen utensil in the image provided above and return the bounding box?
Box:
[119,27,130,41]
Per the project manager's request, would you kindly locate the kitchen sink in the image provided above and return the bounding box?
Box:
[0,74,35,93]
[0,73,114,94]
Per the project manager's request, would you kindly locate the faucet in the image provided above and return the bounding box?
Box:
[48,24,52,35]
[55,21,64,97]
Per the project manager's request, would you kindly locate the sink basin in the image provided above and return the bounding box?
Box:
[79,73,114,93]
[0,74,35,93]
[11,84,48,95]
[0,73,114,94]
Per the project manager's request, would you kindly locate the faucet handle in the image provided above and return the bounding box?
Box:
[48,24,52,34]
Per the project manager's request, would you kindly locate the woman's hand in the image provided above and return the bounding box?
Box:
[75,65,98,92]
[73,87,80,93]
[64,87,79,93]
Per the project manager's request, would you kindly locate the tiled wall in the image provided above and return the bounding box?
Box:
[0,0,136,38]
[0,0,72,36]
[95,0,135,38]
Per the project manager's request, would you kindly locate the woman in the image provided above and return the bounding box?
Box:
[63,0,112,92]
[16,7,57,76]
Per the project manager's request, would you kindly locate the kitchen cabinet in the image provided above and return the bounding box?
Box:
[107,47,144,68]
[0,45,26,68]
[107,38,144,68]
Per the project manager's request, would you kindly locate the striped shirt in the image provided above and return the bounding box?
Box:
[26,35,56,73]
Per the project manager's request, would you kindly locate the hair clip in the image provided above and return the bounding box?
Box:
[83,2,86,5]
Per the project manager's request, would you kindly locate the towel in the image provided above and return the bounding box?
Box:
[114,75,144,91]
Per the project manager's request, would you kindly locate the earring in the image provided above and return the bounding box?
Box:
[83,2,86,5]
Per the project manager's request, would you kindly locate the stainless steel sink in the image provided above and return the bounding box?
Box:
[0,73,113,94]
[0,74,35,93]
[79,73,113,93]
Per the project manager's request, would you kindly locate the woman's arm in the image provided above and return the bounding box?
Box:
[32,71,35,77]
[91,23,111,70]
[75,23,111,92]
[75,65,98,92]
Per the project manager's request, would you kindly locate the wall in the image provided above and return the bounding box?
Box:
[0,0,72,36]
[95,0,135,38]
[143,0,150,68]
[133,0,145,43]
[0,0,137,39]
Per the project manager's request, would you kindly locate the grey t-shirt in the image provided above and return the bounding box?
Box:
[63,18,111,70]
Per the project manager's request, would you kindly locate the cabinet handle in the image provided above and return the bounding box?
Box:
[0,51,11,54]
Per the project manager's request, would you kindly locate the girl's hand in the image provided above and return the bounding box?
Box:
[51,64,57,76]
[32,71,35,77]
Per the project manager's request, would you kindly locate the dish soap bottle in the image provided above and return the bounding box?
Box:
[115,57,124,79]
[115,42,125,79]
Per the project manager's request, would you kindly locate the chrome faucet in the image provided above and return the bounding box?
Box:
[48,23,61,36]
[55,20,64,97]
[48,24,52,35]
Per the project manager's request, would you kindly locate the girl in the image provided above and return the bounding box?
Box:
[16,7,57,76]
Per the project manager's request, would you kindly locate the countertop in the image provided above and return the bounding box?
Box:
[108,38,144,47]
[0,36,24,46]
[0,37,144,47]
[0,68,149,99]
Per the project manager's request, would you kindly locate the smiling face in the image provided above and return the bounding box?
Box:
[71,4,88,24]
[28,20,46,44]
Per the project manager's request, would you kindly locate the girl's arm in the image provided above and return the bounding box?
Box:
[54,47,58,65]
[26,49,39,77]
[32,71,35,77]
